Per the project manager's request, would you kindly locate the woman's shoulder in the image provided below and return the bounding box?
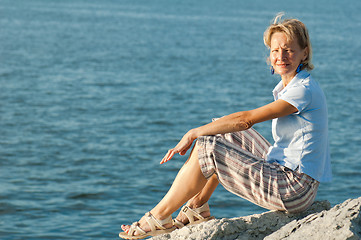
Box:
[295,73,323,95]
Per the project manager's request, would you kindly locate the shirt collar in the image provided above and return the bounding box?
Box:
[272,70,310,100]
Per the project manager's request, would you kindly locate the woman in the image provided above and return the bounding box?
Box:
[119,13,332,239]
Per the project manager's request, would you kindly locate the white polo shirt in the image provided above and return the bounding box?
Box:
[266,70,332,182]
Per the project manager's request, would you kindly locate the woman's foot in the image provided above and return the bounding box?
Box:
[119,212,175,239]
[174,202,214,228]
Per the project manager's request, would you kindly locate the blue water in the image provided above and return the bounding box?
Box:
[1,0,361,239]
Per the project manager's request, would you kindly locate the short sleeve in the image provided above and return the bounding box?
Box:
[279,84,311,114]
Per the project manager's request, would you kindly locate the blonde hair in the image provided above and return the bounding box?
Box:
[264,13,314,71]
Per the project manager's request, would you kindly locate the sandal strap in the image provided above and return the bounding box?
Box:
[181,203,209,224]
[173,218,185,229]
[192,202,210,213]
[144,212,172,232]
[120,213,174,238]
[128,221,146,236]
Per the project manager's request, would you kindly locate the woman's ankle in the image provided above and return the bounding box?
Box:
[187,198,209,209]
[149,209,172,223]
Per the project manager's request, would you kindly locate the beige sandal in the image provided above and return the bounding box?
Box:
[119,212,176,239]
[173,202,215,229]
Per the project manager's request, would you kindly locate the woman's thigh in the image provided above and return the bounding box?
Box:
[197,129,318,212]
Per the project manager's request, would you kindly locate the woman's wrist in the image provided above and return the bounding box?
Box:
[188,128,200,141]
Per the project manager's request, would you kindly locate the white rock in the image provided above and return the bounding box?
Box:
[266,197,361,240]
[151,200,333,240]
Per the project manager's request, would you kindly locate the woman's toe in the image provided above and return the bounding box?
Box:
[121,224,130,233]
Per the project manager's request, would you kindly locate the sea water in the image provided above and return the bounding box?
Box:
[1,0,360,239]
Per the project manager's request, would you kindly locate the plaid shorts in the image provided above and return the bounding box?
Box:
[197,128,319,213]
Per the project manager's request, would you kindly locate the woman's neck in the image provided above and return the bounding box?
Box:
[281,72,297,87]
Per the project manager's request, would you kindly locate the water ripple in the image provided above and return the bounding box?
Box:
[1,0,360,239]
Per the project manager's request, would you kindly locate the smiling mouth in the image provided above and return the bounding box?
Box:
[277,64,289,68]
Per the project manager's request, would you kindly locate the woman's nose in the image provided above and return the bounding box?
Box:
[278,50,287,60]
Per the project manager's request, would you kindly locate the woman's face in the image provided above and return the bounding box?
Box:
[270,32,308,83]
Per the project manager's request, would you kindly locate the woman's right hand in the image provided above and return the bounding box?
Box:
[160,129,198,164]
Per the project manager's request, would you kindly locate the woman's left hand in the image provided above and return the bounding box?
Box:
[160,130,197,164]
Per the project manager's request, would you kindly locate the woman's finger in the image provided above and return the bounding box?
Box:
[160,134,194,164]
[160,149,176,164]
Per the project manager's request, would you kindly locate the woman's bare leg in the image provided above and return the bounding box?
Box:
[175,174,219,224]
[121,143,212,234]
[151,143,208,216]
[188,174,219,207]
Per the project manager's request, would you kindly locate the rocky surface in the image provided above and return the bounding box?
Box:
[151,197,361,240]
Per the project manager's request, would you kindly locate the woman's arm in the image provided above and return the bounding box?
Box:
[160,99,297,164]
[195,99,297,136]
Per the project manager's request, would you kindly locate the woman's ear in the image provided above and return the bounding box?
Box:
[302,47,309,61]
